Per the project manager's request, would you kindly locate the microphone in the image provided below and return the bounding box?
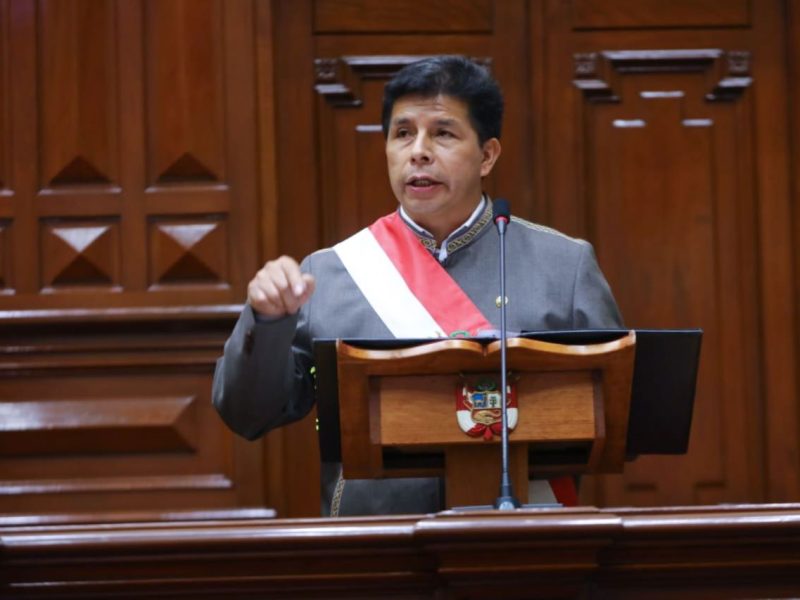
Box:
[492,199,520,510]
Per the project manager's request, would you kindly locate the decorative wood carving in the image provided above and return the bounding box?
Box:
[40,219,120,289]
[149,218,228,286]
[573,49,752,102]
[0,0,258,308]
[315,55,493,107]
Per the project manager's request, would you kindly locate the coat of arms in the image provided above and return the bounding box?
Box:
[456,379,517,440]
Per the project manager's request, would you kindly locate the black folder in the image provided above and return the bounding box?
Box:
[313,329,702,464]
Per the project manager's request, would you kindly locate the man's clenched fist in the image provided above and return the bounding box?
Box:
[247,256,316,318]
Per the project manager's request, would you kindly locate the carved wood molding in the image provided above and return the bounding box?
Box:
[0,306,239,374]
[573,49,752,103]
[314,55,493,107]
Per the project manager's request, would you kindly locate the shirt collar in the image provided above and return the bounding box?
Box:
[399,195,491,262]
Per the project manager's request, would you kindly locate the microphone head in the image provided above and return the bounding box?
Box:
[493,198,510,224]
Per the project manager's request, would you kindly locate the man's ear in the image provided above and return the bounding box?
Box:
[480,138,502,177]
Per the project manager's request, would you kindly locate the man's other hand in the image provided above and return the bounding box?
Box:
[248,256,316,318]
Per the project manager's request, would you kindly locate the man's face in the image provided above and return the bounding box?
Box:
[385,94,501,240]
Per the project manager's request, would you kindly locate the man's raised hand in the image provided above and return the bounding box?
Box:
[247,256,316,318]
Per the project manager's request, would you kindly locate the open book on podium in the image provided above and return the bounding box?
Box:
[313,329,701,508]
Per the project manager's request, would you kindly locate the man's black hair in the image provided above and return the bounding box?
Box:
[381,55,504,145]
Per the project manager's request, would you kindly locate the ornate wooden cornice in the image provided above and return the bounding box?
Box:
[315,55,493,107]
[573,49,752,102]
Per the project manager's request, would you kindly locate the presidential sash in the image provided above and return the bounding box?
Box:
[334,211,493,338]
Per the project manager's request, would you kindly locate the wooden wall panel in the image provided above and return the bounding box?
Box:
[0,0,9,194]
[313,0,493,33]
[1,0,798,521]
[0,0,257,309]
[540,0,798,506]
[571,0,750,30]
[575,52,759,505]
[144,0,224,186]
[0,0,263,517]
[789,0,800,506]
[39,0,118,188]
[0,316,263,514]
[752,0,800,502]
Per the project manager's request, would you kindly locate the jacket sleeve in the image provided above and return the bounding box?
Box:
[212,265,316,441]
[572,241,625,329]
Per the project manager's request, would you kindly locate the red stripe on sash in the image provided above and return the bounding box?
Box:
[369,212,492,337]
[549,475,579,507]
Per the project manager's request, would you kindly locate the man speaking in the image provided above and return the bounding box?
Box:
[213,56,622,516]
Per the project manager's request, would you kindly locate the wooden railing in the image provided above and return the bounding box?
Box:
[3,504,800,598]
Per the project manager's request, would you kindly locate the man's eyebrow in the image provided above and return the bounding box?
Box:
[390,116,461,129]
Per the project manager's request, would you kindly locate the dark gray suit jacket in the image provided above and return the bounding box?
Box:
[213,211,623,515]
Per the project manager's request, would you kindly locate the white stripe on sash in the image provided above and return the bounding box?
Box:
[334,228,446,338]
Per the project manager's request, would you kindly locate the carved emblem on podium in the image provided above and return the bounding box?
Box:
[456,379,517,441]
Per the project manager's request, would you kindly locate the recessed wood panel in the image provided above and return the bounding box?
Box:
[39,218,120,289]
[314,0,493,33]
[0,0,8,191]
[572,0,750,30]
[39,219,120,289]
[575,53,759,506]
[148,216,228,287]
[38,0,118,188]
[0,364,253,513]
[0,396,197,456]
[144,0,225,186]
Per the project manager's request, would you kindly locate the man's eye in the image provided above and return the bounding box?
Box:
[437,130,454,138]
[395,128,410,138]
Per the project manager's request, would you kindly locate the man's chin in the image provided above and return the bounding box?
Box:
[400,198,445,218]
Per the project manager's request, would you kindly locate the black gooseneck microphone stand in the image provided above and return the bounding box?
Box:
[492,199,521,510]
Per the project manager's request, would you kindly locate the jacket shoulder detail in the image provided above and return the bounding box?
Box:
[510,216,587,245]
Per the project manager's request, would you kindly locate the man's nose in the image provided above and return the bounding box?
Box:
[410,133,433,163]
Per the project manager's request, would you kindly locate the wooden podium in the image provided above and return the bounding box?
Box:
[335,332,636,507]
